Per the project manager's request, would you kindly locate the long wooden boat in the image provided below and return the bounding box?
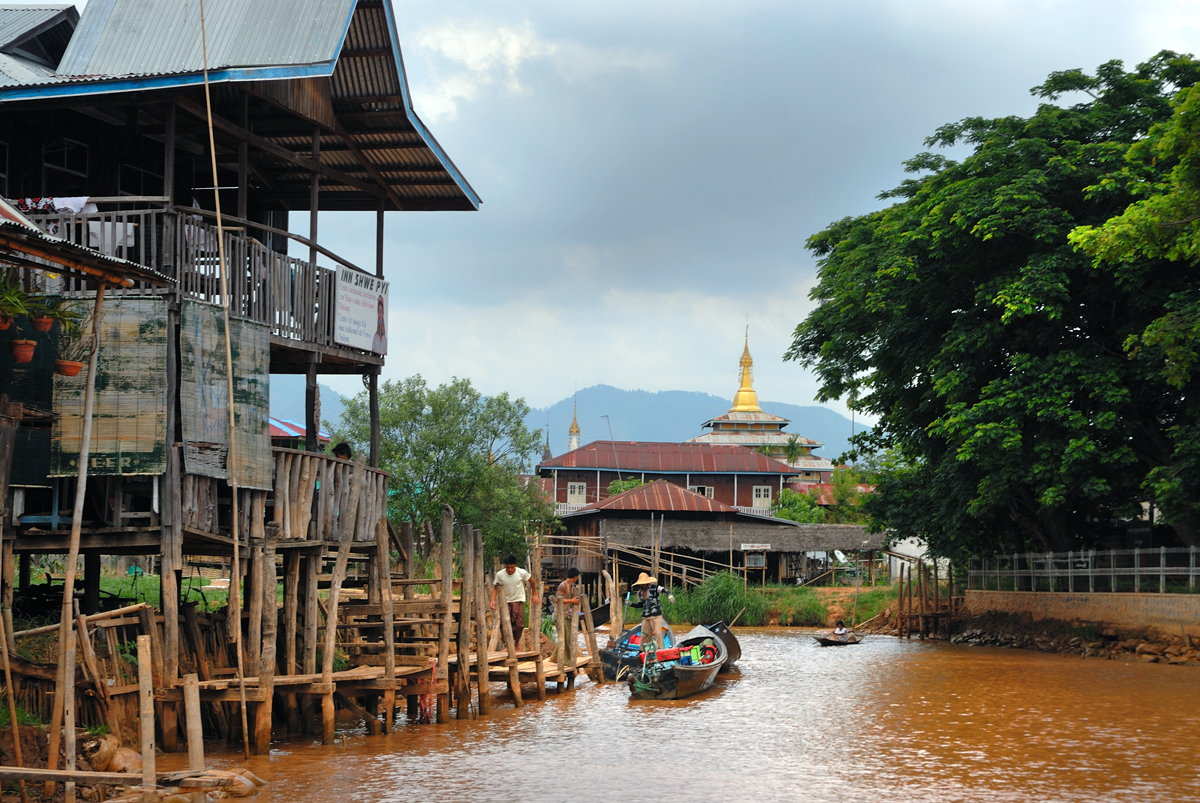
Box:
[707,621,741,671]
[627,625,728,701]
[600,622,677,681]
[814,634,863,647]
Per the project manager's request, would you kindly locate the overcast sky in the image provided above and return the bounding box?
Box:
[54,2,1200,419]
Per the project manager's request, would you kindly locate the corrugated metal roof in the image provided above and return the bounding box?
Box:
[0,4,71,49]
[539,441,800,475]
[268,417,330,442]
[704,411,792,425]
[57,0,355,77]
[574,480,740,514]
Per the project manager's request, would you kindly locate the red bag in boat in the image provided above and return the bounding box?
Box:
[641,647,682,663]
[628,634,641,645]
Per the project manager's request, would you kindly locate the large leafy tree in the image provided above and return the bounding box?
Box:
[1070,81,1200,543]
[331,375,552,561]
[787,53,1200,557]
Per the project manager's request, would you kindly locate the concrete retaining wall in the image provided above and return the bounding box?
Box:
[964,590,1200,639]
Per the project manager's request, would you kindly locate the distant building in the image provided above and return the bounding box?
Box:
[268,418,330,452]
[537,440,799,515]
[568,395,581,452]
[688,333,833,483]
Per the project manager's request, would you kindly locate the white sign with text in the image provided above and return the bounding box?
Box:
[334,266,389,354]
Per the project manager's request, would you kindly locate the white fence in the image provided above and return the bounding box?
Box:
[967,547,1199,593]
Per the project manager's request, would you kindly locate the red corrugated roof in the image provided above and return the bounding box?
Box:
[575,480,740,514]
[539,441,799,474]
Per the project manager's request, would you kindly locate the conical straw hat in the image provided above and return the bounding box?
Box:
[632,571,657,587]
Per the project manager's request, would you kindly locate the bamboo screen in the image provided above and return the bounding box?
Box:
[179,300,272,490]
[51,296,168,476]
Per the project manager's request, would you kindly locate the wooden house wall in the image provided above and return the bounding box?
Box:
[550,468,788,508]
[50,296,168,476]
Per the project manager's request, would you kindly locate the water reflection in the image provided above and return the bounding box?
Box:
[165,630,1200,803]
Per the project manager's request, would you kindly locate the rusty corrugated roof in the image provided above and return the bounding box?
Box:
[576,480,740,514]
[539,441,799,474]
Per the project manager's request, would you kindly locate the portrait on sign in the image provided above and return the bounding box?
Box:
[334,266,389,355]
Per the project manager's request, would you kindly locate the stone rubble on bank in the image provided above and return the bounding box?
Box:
[948,624,1199,665]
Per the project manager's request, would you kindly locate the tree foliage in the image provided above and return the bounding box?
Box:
[787,53,1200,556]
[330,375,553,561]
[771,488,826,523]
[607,477,645,496]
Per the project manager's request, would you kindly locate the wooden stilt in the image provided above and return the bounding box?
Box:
[254,525,277,754]
[497,584,522,708]
[456,524,474,719]
[581,594,603,684]
[472,527,490,716]
[183,674,204,772]
[321,456,366,744]
[137,636,155,803]
[282,551,300,733]
[376,516,396,732]
[436,507,453,724]
[554,595,566,693]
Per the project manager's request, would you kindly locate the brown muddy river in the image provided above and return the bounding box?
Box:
[167,629,1200,802]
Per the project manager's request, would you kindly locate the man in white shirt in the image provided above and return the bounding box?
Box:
[490,554,537,646]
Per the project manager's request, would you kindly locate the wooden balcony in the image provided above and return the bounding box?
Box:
[28,205,381,370]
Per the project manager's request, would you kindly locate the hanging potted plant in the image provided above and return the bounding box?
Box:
[52,300,92,377]
[26,296,53,332]
[0,270,27,330]
[10,332,36,363]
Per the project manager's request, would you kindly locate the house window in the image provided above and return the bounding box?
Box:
[752,486,772,508]
[44,138,88,177]
[567,482,587,505]
[801,471,815,480]
[688,485,714,498]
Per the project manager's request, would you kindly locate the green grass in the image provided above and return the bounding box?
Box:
[662,571,770,627]
[848,585,898,624]
[0,702,43,727]
[761,586,829,626]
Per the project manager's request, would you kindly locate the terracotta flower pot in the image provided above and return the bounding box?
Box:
[0,316,11,330]
[54,359,83,377]
[30,316,53,332]
[11,339,36,364]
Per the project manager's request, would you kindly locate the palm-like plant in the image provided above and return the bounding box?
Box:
[0,270,28,325]
[783,435,805,465]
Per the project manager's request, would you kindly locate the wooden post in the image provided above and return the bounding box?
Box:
[0,604,27,803]
[246,544,263,673]
[554,595,566,693]
[254,525,277,754]
[581,594,603,684]
[497,584,522,708]
[456,523,474,719]
[282,550,300,733]
[567,590,581,689]
[472,527,490,715]
[321,456,366,743]
[436,506,453,724]
[137,636,155,803]
[183,674,204,772]
[376,516,396,732]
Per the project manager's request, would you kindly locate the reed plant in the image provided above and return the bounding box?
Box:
[767,586,829,626]
[666,571,768,627]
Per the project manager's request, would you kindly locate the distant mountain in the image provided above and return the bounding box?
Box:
[526,384,866,462]
[269,376,347,432]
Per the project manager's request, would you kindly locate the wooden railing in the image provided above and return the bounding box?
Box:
[28,207,374,358]
[180,448,389,544]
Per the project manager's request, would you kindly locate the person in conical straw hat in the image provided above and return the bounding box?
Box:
[630,572,675,650]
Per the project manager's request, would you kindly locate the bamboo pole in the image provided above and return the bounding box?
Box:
[47,285,105,799]
[199,0,249,759]
[0,606,26,803]
[321,456,365,743]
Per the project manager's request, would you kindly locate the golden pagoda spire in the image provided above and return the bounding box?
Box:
[568,392,581,450]
[730,326,760,412]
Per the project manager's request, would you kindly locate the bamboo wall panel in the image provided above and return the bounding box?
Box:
[50,296,168,476]
[179,300,273,490]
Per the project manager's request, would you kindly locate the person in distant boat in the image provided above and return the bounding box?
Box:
[630,572,675,650]
[832,620,850,642]
[491,554,536,647]
[370,295,388,354]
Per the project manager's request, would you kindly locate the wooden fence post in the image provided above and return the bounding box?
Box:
[436,506,453,724]
[137,635,156,803]
[184,674,204,772]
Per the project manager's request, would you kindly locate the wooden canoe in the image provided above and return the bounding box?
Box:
[627,625,728,701]
[707,621,741,670]
[814,634,862,647]
[600,622,677,681]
